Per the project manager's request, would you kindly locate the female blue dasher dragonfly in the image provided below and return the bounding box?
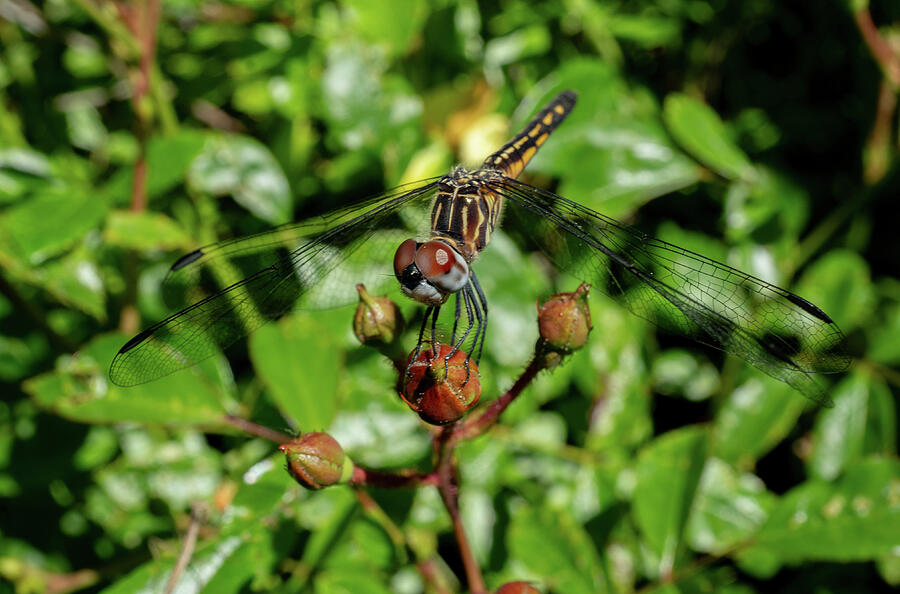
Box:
[110,91,849,405]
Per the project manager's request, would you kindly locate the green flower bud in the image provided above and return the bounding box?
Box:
[353,284,404,345]
[280,432,353,490]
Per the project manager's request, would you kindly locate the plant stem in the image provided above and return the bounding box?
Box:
[164,503,205,594]
[350,466,438,488]
[454,355,544,443]
[434,426,486,594]
[221,414,293,444]
[855,7,900,89]
[115,0,161,334]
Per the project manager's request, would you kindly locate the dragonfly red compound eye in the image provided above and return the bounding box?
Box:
[393,238,418,278]
[415,240,469,293]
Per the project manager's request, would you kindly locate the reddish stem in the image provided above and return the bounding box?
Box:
[416,559,452,594]
[350,466,439,488]
[855,8,900,87]
[221,414,293,444]
[864,78,897,184]
[454,355,544,443]
[117,0,161,333]
[434,426,486,594]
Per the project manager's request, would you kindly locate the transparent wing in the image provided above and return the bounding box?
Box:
[109,180,440,386]
[493,177,850,406]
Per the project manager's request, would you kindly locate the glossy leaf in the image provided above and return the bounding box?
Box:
[809,370,896,480]
[104,210,191,251]
[749,457,900,563]
[38,249,105,320]
[0,186,108,265]
[632,426,708,575]
[102,130,208,205]
[712,377,807,469]
[24,334,227,425]
[663,93,753,181]
[686,458,775,554]
[249,313,344,430]
[507,505,606,593]
[188,134,292,224]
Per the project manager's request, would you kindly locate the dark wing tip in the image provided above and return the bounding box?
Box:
[784,292,834,324]
[171,248,205,271]
[117,327,155,354]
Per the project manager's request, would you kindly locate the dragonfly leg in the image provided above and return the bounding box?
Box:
[451,292,462,344]
[447,287,475,362]
[470,271,489,364]
[406,306,434,380]
[428,304,442,366]
[460,283,485,385]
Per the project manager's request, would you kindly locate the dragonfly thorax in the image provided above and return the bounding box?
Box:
[393,238,470,306]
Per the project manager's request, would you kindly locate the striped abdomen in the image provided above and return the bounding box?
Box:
[482,90,577,178]
[430,91,577,261]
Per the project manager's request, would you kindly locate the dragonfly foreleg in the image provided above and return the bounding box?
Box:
[406,305,435,380]
[451,292,462,344]
[447,287,476,363]
[470,271,489,365]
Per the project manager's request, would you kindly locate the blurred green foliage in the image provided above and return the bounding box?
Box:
[1,0,899,592]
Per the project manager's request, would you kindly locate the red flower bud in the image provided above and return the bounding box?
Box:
[280,432,352,490]
[537,283,592,355]
[495,581,541,594]
[353,284,404,345]
[400,344,481,425]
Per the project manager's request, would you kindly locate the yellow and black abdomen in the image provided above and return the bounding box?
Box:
[482,90,577,179]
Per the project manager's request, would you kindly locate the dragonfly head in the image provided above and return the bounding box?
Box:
[393,238,469,306]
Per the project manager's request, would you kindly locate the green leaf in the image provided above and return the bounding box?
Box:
[686,458,775,554]
[101,525,276,594]
[712,376,807,469]
[484,25,552,68]
[24,334,227,425]
[724,167,810,243]
[663,93,753,181]
[188,134,292,224]
[794,249,874,332]
[749,457,900,563]
[104,210,191,251]
[103,129,208,205]
[868,302,900,365]
[0,147,51,203]
[34,248,106,320]
[526,59,702,218]
[809,370,896,480]
[344,0,429,57]
[508,505,606,593]
[314,570,394,594]
[608,14,681,47]
[249,313,343,430]
[632,426,708,575]
[0,186,108,265]
[296,488,359,573]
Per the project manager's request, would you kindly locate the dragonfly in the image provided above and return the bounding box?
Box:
[110,90,850,405]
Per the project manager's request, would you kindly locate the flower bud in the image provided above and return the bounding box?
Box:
[353,284,404,345]
[495,581,541,594]
[537,283,592,355]
[280,432,353,490]
[400,344,481,425]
